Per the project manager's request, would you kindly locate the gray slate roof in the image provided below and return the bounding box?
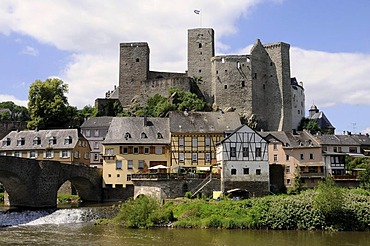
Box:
[0,129,80,150]
[80,117,113,128]
[103,117,170,145]
[260,131,320,148]
[313,134,360,146]
[169,111,241,133]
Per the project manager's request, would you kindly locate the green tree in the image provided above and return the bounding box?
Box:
[358,163,370,190]
[0,101,30,121]
[27,78,70,129]
[298,118,321,134]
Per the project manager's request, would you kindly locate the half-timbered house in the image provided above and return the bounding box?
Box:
[216,125,269,196]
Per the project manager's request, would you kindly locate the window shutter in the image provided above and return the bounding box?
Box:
[60,151,63,158]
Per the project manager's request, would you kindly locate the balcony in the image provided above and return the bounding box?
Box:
[300,172,325,178]
[131,173,220,181]
[332,174,358,181]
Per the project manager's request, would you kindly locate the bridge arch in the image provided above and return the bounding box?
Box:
[57,176,102,203]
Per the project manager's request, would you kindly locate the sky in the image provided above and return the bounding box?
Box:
[0,0,370,134]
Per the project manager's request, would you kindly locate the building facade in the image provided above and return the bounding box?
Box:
[102,117,170,188]
[80,117,113,168]
[217,125,269,196]
[169,111,241,173]
[0,129,90,165]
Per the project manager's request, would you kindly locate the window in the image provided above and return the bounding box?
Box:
[224,85,227,89]
[273,154,278,162]
[14,151,21,157]
[78,140,82,147]
[49,137,56,145]
[241,81,245,87]
[322,146,327,152]
[85,130,91,137]
[141,132,147,139]
[192,153,198,162]
[0,152,6,156]
[243,168,249,175]
[205,153,211,162]
[333,147,338,153]
[117,174,120,178]
[94,130,99,137]
[124,132,131,139]
[33,137,41,145]
[237,61,241,69]
[157,132,163,139]
[2,138,11,146]
[144,147,149,154]
[138,160,144,169]
[255,147,261,158]
[61,150,69,158]
[286,166,290,173]
[287,179,291,185]
[349,147,357,153]
[127,174,132,181]
[45,150,53,158]
[74,151,80,159]
[230,147,236,157]
[30,151,37,159]
[179,137,184,147]
[231,168,237,175]
[179,153,185,162]
[309,153,314,160]
[121,147,128,154]
[105,148,114,155]
[205,137,211,146]
[155,147,162,155]
[256,169,261,175]
[286,154,290,161]
[300,153,304,160]
[94,153,99,161]
[17,138,25,146]
[133,147,139,154]
[116,160,122,169]
[192,138,197,147]
[243,147,249,157]
[308,166,318,173]
[64,136,72,145]
[127,160,133,169]
[273,143,278,150]
[199,43,202,48]
[84,152,89,159]
[94,141,99,149]
[108,174,111,178]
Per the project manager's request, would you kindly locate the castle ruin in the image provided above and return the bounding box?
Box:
[117,28,305,131]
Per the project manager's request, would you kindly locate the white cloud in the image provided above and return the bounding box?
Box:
[0,94,28,107]
[21,46,39,56]
[290,48,370,109]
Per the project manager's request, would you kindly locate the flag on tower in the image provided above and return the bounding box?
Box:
[194,9,200,15]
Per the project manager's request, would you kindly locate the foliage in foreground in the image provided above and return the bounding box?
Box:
[111,185,370,231]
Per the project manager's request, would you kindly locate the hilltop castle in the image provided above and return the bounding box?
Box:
[114,28,305,131]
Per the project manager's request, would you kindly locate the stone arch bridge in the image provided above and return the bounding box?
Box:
[0,156,102,208]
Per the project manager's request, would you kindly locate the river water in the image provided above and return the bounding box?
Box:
[1,208,370,246]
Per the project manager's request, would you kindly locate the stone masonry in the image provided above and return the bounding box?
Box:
[118,28,301,131]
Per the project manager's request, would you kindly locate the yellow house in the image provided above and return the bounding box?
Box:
[0,129,91,165]
[169,111,241,173]
[102,117,170,188]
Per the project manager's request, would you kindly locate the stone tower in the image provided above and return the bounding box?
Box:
[119,42,150,106]
[187,28,215,103]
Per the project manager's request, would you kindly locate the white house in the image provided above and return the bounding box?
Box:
[216,125,269,196]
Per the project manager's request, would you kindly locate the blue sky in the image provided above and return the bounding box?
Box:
[0,0,369,134]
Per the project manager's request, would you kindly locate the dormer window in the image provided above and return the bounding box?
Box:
[33,137,41,145]
[64,136,72,145]
[49,137,57,145]
[141,132,147,139]
[2,138,11,146]
[157,132,163,139]
[124,132,131,140]
[17,137,25,146]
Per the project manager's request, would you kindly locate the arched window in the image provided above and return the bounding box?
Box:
[49,136,56,145]
[33,137,41,145]
[141,132,147,139]
[157,132,163,139]
[64,136,72,145]
[124,132,131,140]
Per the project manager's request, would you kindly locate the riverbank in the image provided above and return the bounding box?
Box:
[106,184,370,231]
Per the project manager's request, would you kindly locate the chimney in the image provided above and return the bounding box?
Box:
[144,116,148,126]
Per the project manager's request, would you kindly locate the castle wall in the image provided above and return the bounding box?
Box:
[148,71,187,80]
[211,55,253,115]
[141,77,192,99]
[187,28,215,103]
[291,79,305,129]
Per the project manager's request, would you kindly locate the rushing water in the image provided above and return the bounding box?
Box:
[1,208,370,246]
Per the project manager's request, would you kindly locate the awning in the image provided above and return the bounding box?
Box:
[148,165,169,170]
[346,153,365,157]
[196,166,210,171]
[297,161,325,166]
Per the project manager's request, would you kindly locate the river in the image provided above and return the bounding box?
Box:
[1,207,370,246]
